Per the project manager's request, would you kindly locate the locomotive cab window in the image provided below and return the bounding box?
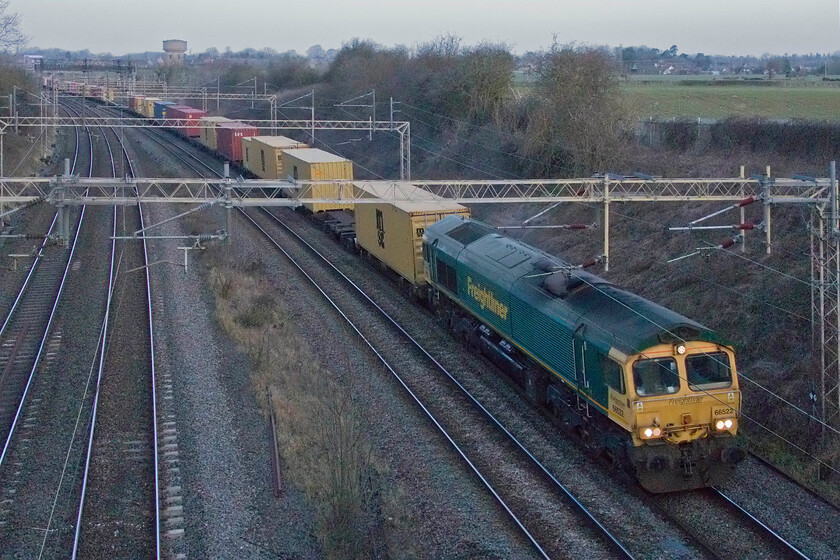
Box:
[633,357,679,397]
[686,352,732,390]
[602,356,625,394]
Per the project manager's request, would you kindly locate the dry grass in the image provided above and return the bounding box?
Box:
[205,248,388,558]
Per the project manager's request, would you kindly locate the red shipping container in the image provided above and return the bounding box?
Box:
[166,105,207,137]
[216,122,259,162]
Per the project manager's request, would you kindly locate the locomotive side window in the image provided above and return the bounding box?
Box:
[437,260,458,293]
[686,352,732,390]
[602,356,625,394]
[633,358,679,396]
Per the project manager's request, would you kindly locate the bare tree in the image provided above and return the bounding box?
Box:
[522,39,630,175]
[0,0,25,51]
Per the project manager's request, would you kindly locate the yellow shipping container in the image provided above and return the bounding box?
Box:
[242,136,308,179]
[142,97,161,119]
[354,183,470,286]
[198,116,233,150]
[281,148,354,212]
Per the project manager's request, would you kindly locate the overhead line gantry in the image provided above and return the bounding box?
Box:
[4,168,838,433]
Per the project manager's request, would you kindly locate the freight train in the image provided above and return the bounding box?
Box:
[60,80,743,492]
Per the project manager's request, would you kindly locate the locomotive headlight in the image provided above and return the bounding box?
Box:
[675,344,686,355]
[641,426,663,439]
[715,419,735,431]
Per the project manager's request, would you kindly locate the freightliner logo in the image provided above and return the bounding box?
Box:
[467,277,509,320]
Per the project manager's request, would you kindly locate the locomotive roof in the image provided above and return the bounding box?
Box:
[427,216,726,355]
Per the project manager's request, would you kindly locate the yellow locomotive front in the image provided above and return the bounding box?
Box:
[622,341,744,492]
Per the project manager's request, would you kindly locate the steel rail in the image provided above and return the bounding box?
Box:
[38,101,118,558]
[746,450,840,513]
[69,101,162,559]
[0,104,93,470]
[136,124,163,560]
[68,101,121,558]
[0,213,57,339]
[0,100,83,339]
[712,488,811,559]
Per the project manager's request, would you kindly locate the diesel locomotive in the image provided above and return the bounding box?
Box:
[423,215,744,492]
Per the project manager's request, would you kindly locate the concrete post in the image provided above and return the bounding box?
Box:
[603,177,610,272]
[224,162,231,245]
[763,165,772,254]
[740,165,746,252]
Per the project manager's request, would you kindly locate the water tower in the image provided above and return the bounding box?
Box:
[162,39,187,64]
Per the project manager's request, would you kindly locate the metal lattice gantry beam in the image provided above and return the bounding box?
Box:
[53,92,277,112]
[0,172,827,270]
[1,175,830,206]
[0,175,830,206]
[0,116,409,132]
[0,116,413,179]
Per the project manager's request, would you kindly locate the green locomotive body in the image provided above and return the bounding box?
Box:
[424,215,744,492]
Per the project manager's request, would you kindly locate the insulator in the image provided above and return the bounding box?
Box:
[734,223,755,230]
[737,196,757,207]
[581,259,598,268]
[720,239,736,249]
[195,233,215,241]
[565,224,589,230]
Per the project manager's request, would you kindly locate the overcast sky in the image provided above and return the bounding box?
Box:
[11,1,840,57]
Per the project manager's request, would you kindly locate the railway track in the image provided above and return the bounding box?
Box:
[0,104,103,557]
[69,101,164,559]
[707,451,840,559]
[0,97,168,558]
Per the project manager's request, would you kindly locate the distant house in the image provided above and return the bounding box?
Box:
[21,55,43,70]
[660,60,699,75]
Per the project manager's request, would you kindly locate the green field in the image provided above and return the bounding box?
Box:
[621,81,840,121]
